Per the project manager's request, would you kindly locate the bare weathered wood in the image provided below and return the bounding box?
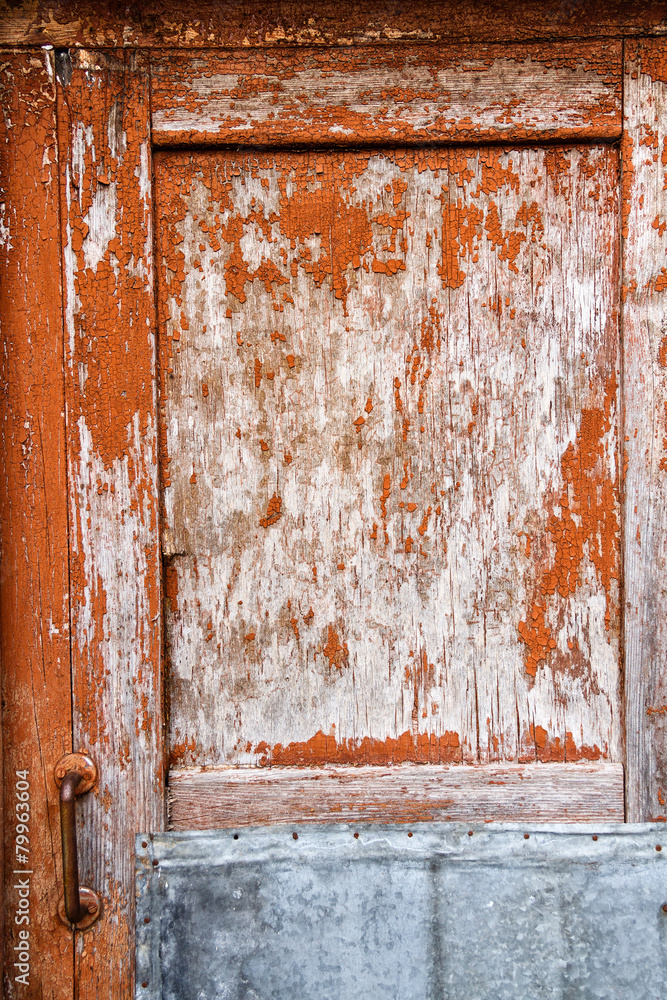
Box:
[0,1,666,49]
[56,50,163,999]
[151,42,622,147]
[622,39,667,823]
[157,145,621,771]
[0,50,73,1000]
[169,763,625,828]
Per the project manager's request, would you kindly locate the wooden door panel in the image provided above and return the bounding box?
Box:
[150,41,622,147]
[157,145,621,771]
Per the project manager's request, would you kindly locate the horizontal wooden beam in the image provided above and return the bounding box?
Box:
[169,763,625,829]
[1,1,666,49]
[151,41,622,147]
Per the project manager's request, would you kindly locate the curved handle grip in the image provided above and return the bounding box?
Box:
[55,753,101,930]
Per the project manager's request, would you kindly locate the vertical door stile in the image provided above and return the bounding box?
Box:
[55,49,163,996]
[622,38,667,823]
[0,49,73,1000]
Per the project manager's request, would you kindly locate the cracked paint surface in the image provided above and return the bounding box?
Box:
[1,1,666,49]
[157,144,621,768]
[622,39,667,823]
[56,49,163,999]
[0,50,72,1000]
[151,42,622,147]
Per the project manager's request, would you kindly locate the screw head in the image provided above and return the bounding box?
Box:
[87,900,98,914]
[663,904,667,914]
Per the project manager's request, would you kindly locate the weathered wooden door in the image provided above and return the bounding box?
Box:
[2,5,667,998]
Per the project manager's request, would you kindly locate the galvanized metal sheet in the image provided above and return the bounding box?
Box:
[136,823,667,1000]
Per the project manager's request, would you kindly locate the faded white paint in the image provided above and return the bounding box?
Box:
[158,146,621,766]
[622,43,667,822]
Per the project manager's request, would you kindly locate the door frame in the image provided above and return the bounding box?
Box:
[2,7,667,998]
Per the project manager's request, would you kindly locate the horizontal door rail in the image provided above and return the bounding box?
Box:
[150,41,622,148]
[169,762,624,830]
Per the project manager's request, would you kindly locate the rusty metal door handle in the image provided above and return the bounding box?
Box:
[54,753,101,930]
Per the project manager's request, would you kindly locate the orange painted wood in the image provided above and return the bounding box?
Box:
[157,146,621,771]
[169,763,625,829]
[0,50,73,999]
[0,1,666,48]
[622,39,667,823]
[150,42,622,147]
[55,50,164,998]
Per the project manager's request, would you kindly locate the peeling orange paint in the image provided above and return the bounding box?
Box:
[621,133,635,241]
[253,728,462,766]
[323,626,349,670]
[518,377,619,676]
[1,50,75,995]
[259,492,283,527]
[152,41,622,148]
[519,724,606,763]
[169,735,197,767]
[635,37,667,84]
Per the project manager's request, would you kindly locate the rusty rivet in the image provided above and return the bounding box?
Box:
[592,835,598,841]
[662,904,667,914]
[524,833,530,840]
[468,830,474,837]
[142,983,148,989]
[152,859,159,867]
[292,832,298,840]
[353,832,359,839]
[141,841,148,848]
[657,845,662,852]
[144,917,151,924]
[233,834,239,840]
[408,831,413,838]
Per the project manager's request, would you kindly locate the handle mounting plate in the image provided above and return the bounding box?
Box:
[54,751,97,793]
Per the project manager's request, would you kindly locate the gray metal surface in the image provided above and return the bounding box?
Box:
[136,823,667,1000]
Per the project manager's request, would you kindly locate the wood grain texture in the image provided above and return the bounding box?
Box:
[0,50,73,1000]
[169,763,625,828]
[55,50,163,999]
[0,1,666,48]
[150,42,622,147]
[156,145,622,772]
[622,39,667,824]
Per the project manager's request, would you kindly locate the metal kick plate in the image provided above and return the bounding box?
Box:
[136,823,667,1000]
